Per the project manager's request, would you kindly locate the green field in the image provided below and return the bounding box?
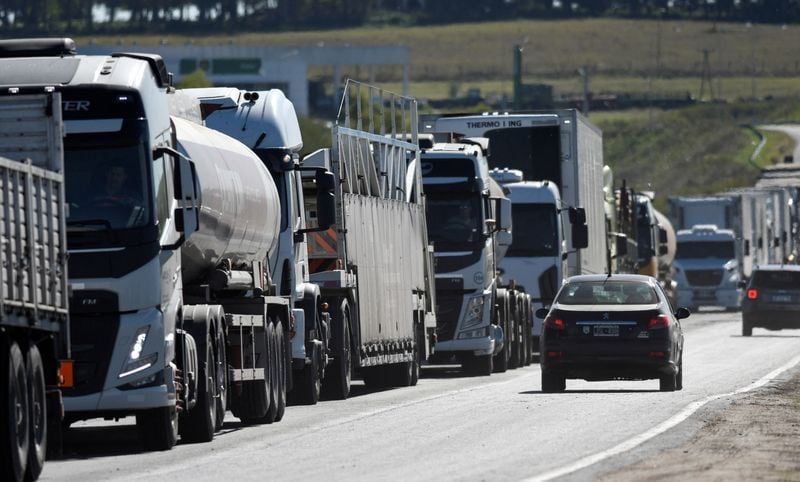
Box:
[79,18,800,200]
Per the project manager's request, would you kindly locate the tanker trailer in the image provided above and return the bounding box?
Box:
[11,40,295,450]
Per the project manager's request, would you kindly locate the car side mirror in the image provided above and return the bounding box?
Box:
[738,280,747,289]
[535,308,549,319]
[675,307,691,319]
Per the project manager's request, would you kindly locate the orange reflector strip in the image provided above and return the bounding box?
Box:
[59,360,74,388]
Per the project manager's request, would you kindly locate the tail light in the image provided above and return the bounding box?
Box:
[544,315,565,330]
[648,314,670,329]
[747,289,758,300]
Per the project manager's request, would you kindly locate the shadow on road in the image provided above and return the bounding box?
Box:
[733,334,800,338]
[519,388,661,395]
[59,424,143,460]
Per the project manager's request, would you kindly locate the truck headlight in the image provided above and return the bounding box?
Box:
[462,295,485,329]
[119,326,158,379]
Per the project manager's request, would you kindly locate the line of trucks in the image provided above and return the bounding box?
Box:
[668,172,799,311]
[1,38,682,480]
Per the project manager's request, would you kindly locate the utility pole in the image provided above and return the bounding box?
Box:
[578,65,591,114]
[699,49,715,101]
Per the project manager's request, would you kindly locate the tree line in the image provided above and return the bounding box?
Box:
[2,0,799,34]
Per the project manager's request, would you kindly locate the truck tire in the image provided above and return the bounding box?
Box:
[236,379,270,423]
[179,334,217,443]
[273,322,287,422]
[136,405,178,451]
[323,300,352,400]
[209,306,227,431]
[25,345,47,481]
[509,300,521,369]
[493,296,509,373]
[1,340,29,482]
[541,370,565,393]
[464,354,493,376]
[263,321,279,424]
[292,343,321,405]
[395,325,421,387]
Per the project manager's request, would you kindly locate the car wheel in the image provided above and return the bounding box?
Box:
[676,360,683,391]
[742,321,753,337]
[659,373,677,392]
[541,370,565,393]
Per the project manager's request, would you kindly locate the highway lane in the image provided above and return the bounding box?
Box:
[43,310,800,481]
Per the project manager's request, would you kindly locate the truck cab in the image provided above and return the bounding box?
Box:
[421,139,510,374]
[490,169,565,352]
[674,224,742,310]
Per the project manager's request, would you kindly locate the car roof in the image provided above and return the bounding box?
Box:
[752,264,800,272]
[565,274,657,284]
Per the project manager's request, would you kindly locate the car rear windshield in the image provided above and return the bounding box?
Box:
[751,270,800,289]
[557,281,659,305]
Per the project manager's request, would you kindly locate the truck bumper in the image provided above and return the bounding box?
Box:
[432,325,500,357]
[64,363,175,413]
[678,287,741,309]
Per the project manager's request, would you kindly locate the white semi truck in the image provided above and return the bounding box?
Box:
[421,110,601,354]
[489,169,563,353]
[0,38,293,451]
[0,91,71,481]
[420,139,531,374]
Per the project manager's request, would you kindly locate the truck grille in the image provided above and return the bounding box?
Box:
[686,269,723,286]
[435,292,463,342]
[64,315,120,397]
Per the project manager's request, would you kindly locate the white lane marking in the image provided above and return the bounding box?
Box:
[524,353,800,482]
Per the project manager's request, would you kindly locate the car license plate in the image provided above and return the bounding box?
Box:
[772,294,792,302]
[593,325,619,337]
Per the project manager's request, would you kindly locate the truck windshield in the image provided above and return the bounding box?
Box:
[426,195,483,249]
[676,240,735,259]
[65,144,151,232]
[507,203,558,257]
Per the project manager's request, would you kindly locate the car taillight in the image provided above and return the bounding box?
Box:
[648,314,670,329]
[747,289,758,300]
[544,316,565,330]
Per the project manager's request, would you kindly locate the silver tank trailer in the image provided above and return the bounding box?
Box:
[172,116,280,285]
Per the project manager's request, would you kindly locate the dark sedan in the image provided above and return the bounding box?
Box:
[536,274,688,393]
[741,264,800,336]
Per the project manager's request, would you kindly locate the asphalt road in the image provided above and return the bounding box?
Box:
[43,310,800,481]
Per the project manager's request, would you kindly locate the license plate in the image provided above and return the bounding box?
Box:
[593,325,619,337]
[772,294,792,302]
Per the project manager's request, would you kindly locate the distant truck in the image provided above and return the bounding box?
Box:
[0,92,71,481]
[420,138,531,374]
[489,168,564,352]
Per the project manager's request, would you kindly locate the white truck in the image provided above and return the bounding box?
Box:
[302,80,438,389]
[174,87,338,405]
[421,110,602,354]
[669,195,755,310]
[0,91,71,481]
[0,38,293,451]
[420,139,531,374]
[489,168,563,352]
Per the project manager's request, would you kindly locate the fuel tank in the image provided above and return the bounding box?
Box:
[172,116,280,285]
[654,208,676,267]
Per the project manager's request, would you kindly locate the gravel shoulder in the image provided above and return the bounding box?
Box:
[597,367,800,481]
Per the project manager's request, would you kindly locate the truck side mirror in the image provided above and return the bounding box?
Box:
[615,233,628,257]
[572,223,589,249]
[568,206,586,225]
[315,169,336,231]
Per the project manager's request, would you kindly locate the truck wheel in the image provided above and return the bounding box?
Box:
[210,306,227,431]
[264,321,279,424]
[179,334,217,443]
[323,301,352,400]
[273,322,287,422]
[396,326,421,387]
[541,370,565,393]
[25,345,47,481]
[464,354,493,376]
[1,340,29,482]
[292,343,321,405]
[136,405,178,451]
